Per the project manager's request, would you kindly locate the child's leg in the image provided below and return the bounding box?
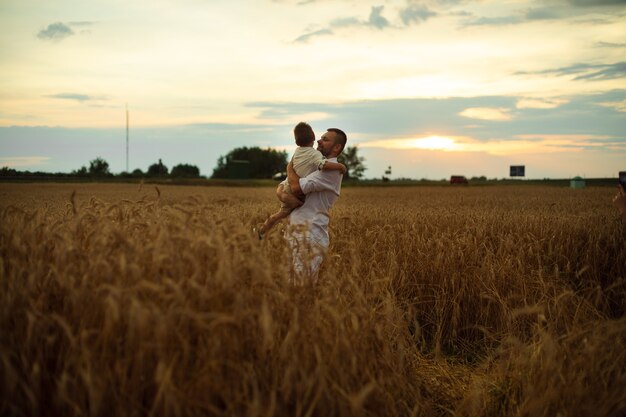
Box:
[258,184,303,237]
[277,185,303,210]
[259,208,290,235]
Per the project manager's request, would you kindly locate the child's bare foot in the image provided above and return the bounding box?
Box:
[253,224,264,240]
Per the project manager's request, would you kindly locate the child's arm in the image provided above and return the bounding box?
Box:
[320,160,347,175]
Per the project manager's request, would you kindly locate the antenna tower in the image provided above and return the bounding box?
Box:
[126,104,129,172]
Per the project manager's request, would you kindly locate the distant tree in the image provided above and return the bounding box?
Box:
[171,163,200,178]
[117,168,143,178]
[337,146,366,180]
[212,147,288,179]
[72,166,88,177]
[0,166,17,177]
[88,157,110,176]
[147,159,169,177]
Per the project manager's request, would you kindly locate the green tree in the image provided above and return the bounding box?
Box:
[338,146,366,180]
[88,157,110,176]
[71,166,88,177]
[147,159,169,177]
[171,163,200,178]
[212,147,288,179]
[0,166,18,177]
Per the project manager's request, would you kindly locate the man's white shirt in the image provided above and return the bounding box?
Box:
[288,157,342,247]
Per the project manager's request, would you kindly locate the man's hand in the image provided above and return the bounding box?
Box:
[287,162,304,197]
[339,163,347,175]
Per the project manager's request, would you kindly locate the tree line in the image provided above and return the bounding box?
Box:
[0,146,366,180]
[0,158,202,179]
[72,158,202,178]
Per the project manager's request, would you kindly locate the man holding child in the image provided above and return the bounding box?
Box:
[286,127,348,284]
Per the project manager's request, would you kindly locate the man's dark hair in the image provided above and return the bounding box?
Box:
[294,122,315,146]
[327,128,347,153]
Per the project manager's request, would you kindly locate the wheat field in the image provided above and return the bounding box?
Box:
[1,182,625,417]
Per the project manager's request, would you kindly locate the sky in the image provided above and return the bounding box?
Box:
[0,0,625,179]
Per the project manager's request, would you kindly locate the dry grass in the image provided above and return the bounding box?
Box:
[1,183,625,417]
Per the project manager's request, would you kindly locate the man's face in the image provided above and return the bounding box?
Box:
[317,131,338,157]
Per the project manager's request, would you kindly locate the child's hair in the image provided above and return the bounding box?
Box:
[294,122,315,146]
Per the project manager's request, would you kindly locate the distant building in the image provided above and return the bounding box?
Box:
[510,165,525,177]
[570,176,586,189]
[450,175,468,185]
[227,160,250,179]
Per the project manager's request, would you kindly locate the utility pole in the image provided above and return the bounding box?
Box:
[126,103,129,173]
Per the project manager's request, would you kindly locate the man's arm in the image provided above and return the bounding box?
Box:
[299,169,342,195]
[321,161,347,175]
[287,162,304,197]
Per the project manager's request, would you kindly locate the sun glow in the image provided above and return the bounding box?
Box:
[411,136,462,151]
[360,135,465,151]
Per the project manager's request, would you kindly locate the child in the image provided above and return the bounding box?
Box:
[256,122,346,239]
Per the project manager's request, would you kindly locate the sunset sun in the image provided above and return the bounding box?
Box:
[411,136,461,151]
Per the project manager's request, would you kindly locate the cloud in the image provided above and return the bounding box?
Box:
[37,22,74,41]
[525,8,560,20]
[294,5,391,42]
[431,0,471,6]
[566,0,626,6]
[247,90,626,144]
[459,107,513,121]
[368,6,390,29]
[46,93,105,103]
[293,3,440,42]
[400,5,438,25]
[243,102,332,122]
[449,10,473,18]
[462,15,523,26]
[0,156,51,168]
[331,17,361,28]
[294,29,333,43]
[516,98,569,109]
[595,99,626,112]
[361,135,466,151]
[517,62,626,81]
[595,41,626,48]
[37,21,95,41]
[512,134,625,152]
[574,62,626,80]
[459,1,623,27]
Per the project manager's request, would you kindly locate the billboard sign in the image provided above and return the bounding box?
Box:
[510,165,525,177]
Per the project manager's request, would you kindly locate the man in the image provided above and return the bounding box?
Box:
[286,127,347,283]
